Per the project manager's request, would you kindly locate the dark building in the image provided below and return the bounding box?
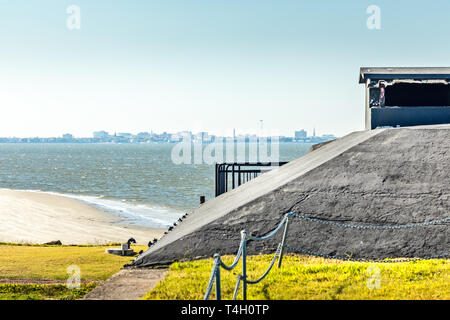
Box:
[360,67,450,129]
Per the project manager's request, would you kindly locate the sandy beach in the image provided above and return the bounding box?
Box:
[0,189,165,245]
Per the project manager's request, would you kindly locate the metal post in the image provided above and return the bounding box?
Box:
[238,165,241,186]
[214,254,221,300]
[232,275,241,300]
[241,231,247,300]
[215,164,218,197]
[277,217,290,268]
[232,164,235,189]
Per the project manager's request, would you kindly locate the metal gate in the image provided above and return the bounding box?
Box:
[215,162,288,197]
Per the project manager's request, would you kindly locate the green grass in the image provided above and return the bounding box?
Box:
[0,244,146,280]
[0,283,98,300]
[0,244,146,300]
[0,242,124,247]
[143,254,450,300]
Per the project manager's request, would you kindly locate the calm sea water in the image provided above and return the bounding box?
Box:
[0,143,311,228]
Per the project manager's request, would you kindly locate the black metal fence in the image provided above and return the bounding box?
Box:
[215,162,288,197]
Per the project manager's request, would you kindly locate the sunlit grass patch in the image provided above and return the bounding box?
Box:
[0,243,148,300]
[0,283,98,300]
[143,254,449,300]
[0,244,146,281]
[0,242,124,247]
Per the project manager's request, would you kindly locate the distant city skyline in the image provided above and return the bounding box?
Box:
[0,122,334,140]
[3,1,450,138]
[0,128,336,144]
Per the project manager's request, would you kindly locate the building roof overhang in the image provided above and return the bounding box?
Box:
[359,67,450,84]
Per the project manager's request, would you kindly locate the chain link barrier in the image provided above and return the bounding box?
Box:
[292,213,450,230]
[285,244,449,263]
[287,213,449,262]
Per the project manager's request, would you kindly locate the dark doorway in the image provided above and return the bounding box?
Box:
[385,83,450,106]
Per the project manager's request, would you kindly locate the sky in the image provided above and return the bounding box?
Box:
[2,0,450,138]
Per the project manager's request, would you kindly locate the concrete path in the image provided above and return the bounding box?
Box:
[83,268,167,300]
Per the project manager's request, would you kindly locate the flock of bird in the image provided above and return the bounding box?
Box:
[131,212,189,256]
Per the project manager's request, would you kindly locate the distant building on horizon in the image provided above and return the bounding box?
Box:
[93,131,109,139]
[62,133,73,141]
[117,132,132,138]
[294,130,307,141]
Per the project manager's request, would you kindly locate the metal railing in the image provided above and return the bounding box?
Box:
[204,212,449,300]
[215,162,288,197]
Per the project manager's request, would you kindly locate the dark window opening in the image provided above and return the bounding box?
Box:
[385,83,450,107]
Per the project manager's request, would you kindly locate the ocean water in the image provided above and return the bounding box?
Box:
[0,143,312,228]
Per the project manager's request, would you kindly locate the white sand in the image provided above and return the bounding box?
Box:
[0,189,165,245]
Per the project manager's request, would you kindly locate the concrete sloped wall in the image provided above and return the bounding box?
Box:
[131,126,450,267]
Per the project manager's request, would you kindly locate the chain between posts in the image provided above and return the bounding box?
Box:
[204,212,449,300]
[285,244,449,263]
[204,213,293,300]
[287,213,449,262]
[291,214,450,230]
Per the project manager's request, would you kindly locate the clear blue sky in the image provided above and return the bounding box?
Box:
[2,0,450,138]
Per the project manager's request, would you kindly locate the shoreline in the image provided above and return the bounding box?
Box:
[0,189,165,245]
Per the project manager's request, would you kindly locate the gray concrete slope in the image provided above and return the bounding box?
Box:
[131,126,450,267]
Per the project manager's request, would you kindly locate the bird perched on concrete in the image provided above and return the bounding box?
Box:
[127,238,136,246]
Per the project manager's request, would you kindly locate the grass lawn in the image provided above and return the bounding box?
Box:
[0,283,97,300]
[0,244,146,300]
[144,254,449,300]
